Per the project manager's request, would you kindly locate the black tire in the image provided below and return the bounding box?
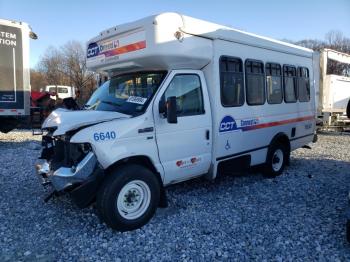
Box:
[347,220,350,243]
[346,99,350,119]
[263,142,288,178]
[96,164,160,231]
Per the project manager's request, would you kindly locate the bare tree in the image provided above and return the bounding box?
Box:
[324,31,350,75]
[38,46,68,85]
[37,41,96,104]
[62,41,95,90]
[290,30,350,76]
[325,30,350,52]
[294,39,326,51]
[30,69,47,91]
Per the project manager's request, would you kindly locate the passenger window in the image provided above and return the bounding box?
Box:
[283,65,297,103]
[266,63,282,104]
[163,74,204,117]
[245,60,265,105]
[220,56,244,107]
[297,67,310,102]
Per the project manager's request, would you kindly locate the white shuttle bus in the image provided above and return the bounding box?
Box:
[36,13,317,231]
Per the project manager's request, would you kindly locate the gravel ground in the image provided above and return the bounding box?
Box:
[0,130,350,261]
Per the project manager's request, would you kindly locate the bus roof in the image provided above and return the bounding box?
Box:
[87,13,313,73]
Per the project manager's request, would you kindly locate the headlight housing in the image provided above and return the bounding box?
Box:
[69,143,92,166]
[79,143,92,154]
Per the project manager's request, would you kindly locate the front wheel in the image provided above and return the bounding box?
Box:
[263,142,288,177]
[97,164,160,231]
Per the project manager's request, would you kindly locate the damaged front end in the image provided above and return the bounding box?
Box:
[36,131,104,207]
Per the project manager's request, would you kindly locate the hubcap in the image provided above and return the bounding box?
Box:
[272,149,284,172]
[116,180,151,220]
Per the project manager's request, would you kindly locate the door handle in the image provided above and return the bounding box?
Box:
[206,130,210,140]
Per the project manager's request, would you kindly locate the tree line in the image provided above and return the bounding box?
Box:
[30,30,350,104]
[30,41,96,104]
[286,30,350,75]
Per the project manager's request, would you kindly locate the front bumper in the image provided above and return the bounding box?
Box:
[36,152,97,192]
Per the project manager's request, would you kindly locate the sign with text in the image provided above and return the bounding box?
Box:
[0,24,23,104]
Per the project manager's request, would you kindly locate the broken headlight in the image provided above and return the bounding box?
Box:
[69,143,92,166]
[79,143,92,154]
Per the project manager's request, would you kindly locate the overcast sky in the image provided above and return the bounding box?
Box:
[1,0,349,68]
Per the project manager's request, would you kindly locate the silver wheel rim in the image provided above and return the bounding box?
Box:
[272,149,284,172]
[116,180,151,220]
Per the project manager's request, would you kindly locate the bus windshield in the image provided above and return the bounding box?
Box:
[85,71,167,116]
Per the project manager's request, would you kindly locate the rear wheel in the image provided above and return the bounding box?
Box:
[263,142,288,177]
[97,164,160,231]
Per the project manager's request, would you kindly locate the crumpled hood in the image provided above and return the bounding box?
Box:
[42,108,130,136]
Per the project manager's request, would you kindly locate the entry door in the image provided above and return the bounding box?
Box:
[153,70,212,184]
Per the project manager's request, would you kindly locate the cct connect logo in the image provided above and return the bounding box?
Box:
[87,39,120,59]
[87,42,99,58]
[219,116,238,133]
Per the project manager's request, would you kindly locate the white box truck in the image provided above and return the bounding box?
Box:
[0,19,35,133]
[36,13,318,231]
[317,49,350,126]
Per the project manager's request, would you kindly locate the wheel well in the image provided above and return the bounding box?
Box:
[105,156,164,188]
[270,133,290,147]
[106,155,159,176]
[269,133,291,157]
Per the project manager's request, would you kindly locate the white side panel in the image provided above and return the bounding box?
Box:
[22,23,31,116]
[206,40,315,179]
[325,49,350,65]
[322,75,350,113]
[313,52,320,116]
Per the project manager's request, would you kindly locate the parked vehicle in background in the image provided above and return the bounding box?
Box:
[30,91,56,129]
[0,19,37,133]
[36,13,318,231]
[317,49,350,126]
[45,85,75,100]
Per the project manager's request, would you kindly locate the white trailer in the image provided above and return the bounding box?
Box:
[45,85,76,100]
[318,49,350,125]
[0,19,36,133]
[36,13,317,231]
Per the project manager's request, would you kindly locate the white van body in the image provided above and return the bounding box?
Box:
[318,49,350,125]
[322,75,350,112]
[45,85,75,100]
[37,13,317,230]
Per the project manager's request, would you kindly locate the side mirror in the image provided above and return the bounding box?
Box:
[166,96,177,124]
